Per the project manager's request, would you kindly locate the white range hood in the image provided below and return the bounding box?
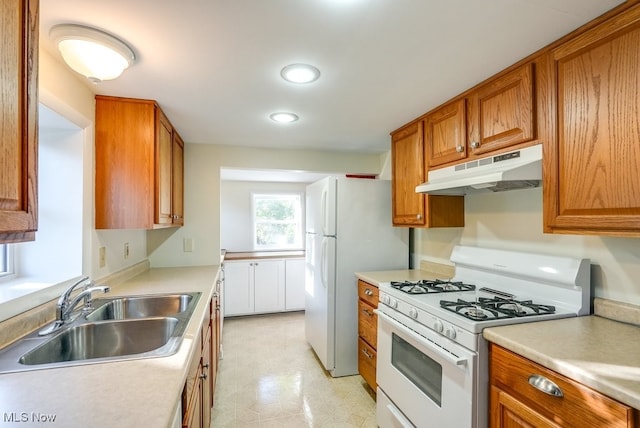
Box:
[416,144,542,196]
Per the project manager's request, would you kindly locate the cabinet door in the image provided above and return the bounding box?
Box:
[391,122,465,228]
[285,258,305,310]
[425,98,467,167]
[201,328,212,428]
[156,109,173,225]
[0,0,38,243]
[467,63,535,155]
[254,260,285,313]
[172,132,184,225]
[211,296,219,399]
[544,5,640,235]
[391,122,426,226]
[491,386,560,428]
[223,261,253,316]
[358,338,376,391]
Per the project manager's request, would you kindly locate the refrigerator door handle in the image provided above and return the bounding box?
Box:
[320,238,328,288]
[321,187,328,236]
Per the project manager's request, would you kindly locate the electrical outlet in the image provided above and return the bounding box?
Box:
[99,246,106,268]
[124,242,129,260]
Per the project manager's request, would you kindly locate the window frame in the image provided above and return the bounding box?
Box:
[251,192,304,251]
[0,244,15,279]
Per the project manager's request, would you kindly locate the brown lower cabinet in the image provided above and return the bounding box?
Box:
[490,343,638,428]
[182,293,220,428]
[357,280,379,390]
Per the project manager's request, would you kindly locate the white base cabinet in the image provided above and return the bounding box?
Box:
[224,257,305,317]
[224,260,285,316]
[285,258,305,311]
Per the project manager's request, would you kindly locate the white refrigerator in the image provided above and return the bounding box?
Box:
[305,176,409,377]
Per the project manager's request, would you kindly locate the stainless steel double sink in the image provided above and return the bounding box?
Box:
[0,292,201,373]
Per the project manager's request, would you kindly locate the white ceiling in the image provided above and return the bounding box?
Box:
[40,0,623,155]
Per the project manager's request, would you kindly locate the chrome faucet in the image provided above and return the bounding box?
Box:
[39,276,110,335]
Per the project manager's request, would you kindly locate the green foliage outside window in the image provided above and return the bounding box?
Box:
[254,194,302,249]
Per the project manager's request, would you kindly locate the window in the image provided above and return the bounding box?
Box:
[253,193,303,250]
[0,244,12,277]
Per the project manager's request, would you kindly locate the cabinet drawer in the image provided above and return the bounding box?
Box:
[357,280,379,307]
[358,337,376,390]
[491,345,635,427]
[358,299,377,349]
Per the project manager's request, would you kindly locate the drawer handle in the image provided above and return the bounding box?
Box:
[361,348,373,359]
[364,289,374,296]
[361,308,373,317]
[528,374,563,397]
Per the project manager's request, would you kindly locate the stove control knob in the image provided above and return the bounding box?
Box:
[445,327,457,340]
[381,295,391,305]
[389,298,398,308]
[408,307,418,319]
[433,319,444,333]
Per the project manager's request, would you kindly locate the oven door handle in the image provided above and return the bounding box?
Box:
[377,310,469,367]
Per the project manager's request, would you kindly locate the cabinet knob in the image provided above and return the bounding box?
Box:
[361,308,373,317]
[200,373,208,380]
[456,145,464,153]
[364,289,374,296]
[471,141,480,149]
[416,214,422,220]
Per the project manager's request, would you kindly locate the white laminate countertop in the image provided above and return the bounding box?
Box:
[0,265,219,428]
[483,315,640,410]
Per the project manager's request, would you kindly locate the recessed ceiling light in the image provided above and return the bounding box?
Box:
[280,64,320,84]
[270,112,299,123]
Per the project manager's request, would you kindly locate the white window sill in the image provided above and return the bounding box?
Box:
[0,275,83,323]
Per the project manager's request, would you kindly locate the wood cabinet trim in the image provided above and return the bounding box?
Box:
[424,98,467,167]
[95,95,184,229]
[543,4,640,235]
[467,62,535,155]
[490,344,636,427]
[0,0,39,243]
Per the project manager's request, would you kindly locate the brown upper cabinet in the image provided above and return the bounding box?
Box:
[95,96,185,229]
[467,63,535,156]
[0,0,39,243]
[424,98,467,168]
[391,121,464,227]
[172,132,185,226]
[426,63,536,169]
[543,3,640,236]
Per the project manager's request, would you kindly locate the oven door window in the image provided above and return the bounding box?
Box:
[391,333,442,406]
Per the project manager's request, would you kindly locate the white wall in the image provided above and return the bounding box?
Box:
[39,47,148,280]
[220,181,307,251]
[16,127,83,283]
[413,187,640,305]
[148,144,384,267]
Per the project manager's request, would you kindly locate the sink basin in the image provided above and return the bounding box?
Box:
[0,291,201,373]
[86,293,194,321]
[19,317,179,365]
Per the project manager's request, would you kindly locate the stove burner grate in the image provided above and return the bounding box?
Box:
[440,297,556,321]
[390,279,475,294]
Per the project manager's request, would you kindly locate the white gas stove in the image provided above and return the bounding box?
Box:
[375,245,590,428]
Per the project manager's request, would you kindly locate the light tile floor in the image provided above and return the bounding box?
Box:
[211,312,377,427]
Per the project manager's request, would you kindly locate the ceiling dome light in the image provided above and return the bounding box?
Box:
[280,64,320,84]
[270,112,299,123]
[50,24,136,84]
